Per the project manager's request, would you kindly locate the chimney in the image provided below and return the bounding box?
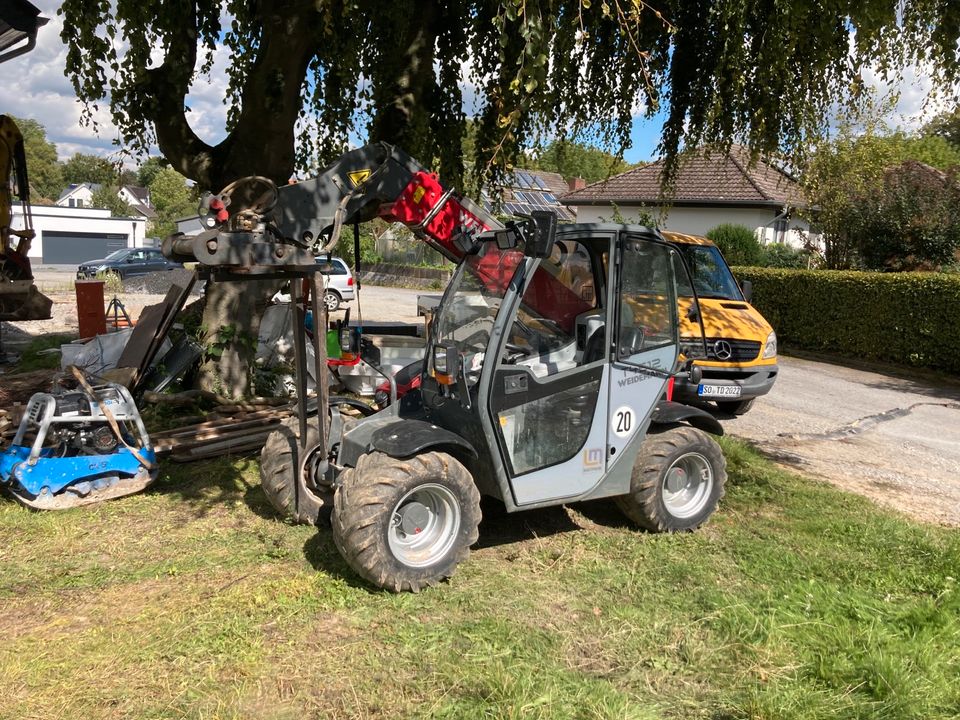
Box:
[568,177,586,192]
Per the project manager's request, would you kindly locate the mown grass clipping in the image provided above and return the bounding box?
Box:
[733,267,960,373]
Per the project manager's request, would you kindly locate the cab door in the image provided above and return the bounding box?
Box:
[487,234,613,506]
[606,234,681,452]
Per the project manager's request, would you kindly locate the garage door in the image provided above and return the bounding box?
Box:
[42,231,128,265]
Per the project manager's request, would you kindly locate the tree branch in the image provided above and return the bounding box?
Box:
[139,2,218,187]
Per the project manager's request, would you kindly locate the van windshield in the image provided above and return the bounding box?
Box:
[672,244,743,300]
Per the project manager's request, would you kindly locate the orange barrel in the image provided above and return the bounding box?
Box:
[76,280,107,339]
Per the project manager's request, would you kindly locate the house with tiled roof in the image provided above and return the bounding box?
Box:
[562,146,815,246]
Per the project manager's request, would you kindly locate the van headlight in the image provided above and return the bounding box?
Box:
[763,331,777,359]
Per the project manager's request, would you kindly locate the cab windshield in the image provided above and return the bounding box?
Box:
[433,243,524,383]
[673,244,743,300]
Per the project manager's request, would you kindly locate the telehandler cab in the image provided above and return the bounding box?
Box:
[164,143,726,592]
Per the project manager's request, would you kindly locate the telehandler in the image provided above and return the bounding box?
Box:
[164,142,726,591]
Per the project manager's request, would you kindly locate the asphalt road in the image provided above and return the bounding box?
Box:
[722,356,960,526]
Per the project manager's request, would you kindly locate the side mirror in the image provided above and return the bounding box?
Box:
[432,341,460,382]
[740,279,753,302]
[454,227,481,255]
[524,210,557,258]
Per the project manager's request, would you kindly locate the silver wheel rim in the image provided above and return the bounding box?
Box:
[387,483,461,568]
[661,452,714,519]
[324,291,339,310]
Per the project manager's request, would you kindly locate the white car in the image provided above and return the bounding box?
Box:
[317,257,356,311]
[272,256,356,311]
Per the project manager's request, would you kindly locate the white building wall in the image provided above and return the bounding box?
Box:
[56,185,96,208]
[570,204,814,248]
[10,204,148,260]
[118,187,151,207]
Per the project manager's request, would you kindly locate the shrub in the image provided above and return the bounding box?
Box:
[732,266,960,373]
[762,243,811,269]
[706,223,764,265]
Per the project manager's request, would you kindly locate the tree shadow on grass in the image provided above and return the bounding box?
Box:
[147,452,264,519]
[301,530,375,591]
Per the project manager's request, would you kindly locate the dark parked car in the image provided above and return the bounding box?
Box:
[76,248,183,279]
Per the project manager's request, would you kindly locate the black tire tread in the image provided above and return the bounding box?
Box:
[331,451,481,592]
[616,425,726,533]
[260,416,326,525]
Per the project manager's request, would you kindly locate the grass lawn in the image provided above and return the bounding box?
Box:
[0,438,957,719]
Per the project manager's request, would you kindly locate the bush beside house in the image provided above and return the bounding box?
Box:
[733,267,960,374]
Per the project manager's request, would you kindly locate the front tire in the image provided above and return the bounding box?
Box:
[331,451,481,592]
[323,289,341,312]
[616,426,726,532]
[716,398,755,416]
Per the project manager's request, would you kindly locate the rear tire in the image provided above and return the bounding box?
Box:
[616,426,726,532]
[323,289,341,312]
[260,416,327,525]
[332,451,481,592]
[716,398,755,415]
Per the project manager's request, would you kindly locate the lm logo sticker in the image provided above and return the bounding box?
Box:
[583,447,604,471]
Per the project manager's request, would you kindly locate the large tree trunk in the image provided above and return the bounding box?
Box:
[138,1,444,399]
[196,279,275,397]
[141,3,321,399]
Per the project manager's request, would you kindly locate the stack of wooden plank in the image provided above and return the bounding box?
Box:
[150,403,295,462]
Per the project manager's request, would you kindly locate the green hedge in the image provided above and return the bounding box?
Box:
[731,267,960,374]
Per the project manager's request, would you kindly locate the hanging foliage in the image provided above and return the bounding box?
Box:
[59,0,960,193]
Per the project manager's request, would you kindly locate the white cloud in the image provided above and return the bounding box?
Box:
[861,62,954,130]
[4,0,232,166]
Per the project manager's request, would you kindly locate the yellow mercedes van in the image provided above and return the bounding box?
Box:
[662,231,778,415]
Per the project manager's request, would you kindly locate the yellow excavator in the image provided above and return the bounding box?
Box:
[1,0,53,333]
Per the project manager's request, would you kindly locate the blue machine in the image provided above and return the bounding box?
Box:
[0,382,157,509]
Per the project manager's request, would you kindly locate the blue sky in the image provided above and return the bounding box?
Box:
[6,1,941,172]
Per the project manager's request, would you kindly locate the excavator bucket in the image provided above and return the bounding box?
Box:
[0,278,53,320]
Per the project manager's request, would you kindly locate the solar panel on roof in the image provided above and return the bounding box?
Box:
[532,175,548,190]
[542,192,558,204]
[516,171,533,189]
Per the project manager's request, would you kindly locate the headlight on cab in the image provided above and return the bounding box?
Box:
[763,331,777,359]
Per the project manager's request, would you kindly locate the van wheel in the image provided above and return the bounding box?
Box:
[332,451,481,592]
[616,426,726,532]
[716,398,755,415]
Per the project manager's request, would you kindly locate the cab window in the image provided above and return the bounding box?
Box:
[500,240,598,376]
[618,239,678,363]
